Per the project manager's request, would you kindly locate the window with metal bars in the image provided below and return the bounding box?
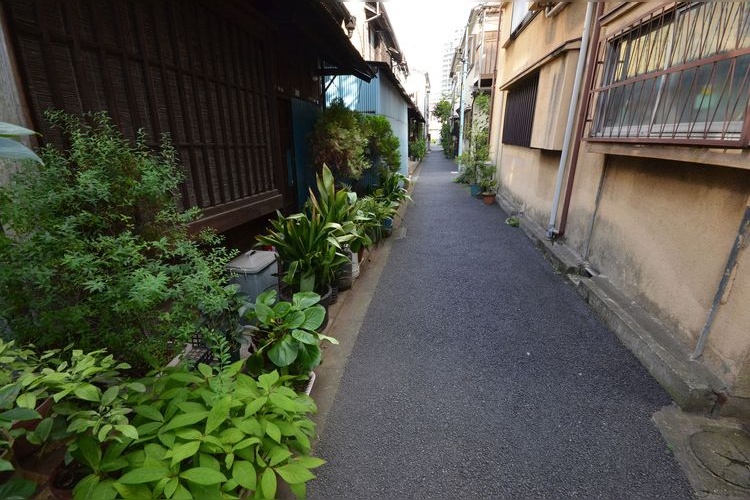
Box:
[590,2,750,147]
[502,71,539,147]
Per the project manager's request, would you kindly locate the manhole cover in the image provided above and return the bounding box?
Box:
[690,429,750,490]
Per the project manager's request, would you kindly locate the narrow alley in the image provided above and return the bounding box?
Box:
[308,149,692,499]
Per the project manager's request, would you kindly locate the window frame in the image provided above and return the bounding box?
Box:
[501,71,539,148]
[588,2,750,148]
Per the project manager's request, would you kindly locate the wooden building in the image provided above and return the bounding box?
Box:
[0,0,372,243]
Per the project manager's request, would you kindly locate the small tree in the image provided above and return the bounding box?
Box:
[432,99,452,123]
[433,99,455,158]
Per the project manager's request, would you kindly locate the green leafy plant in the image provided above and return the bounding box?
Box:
[0,341,140,499]
[505,216,520,227]
[0,111,239,374]
[353,196,396,244]
[243,290,338,377]
[408,137,426,161]
[307,165,372,254]
[479,178,498,194]
[374,171,412,206]
[310,100,368,180]
[0,122,42,164]
[0,382,41,499]
[433,99,455,157]
[361,114,400,174]
[80,364,323,499]
[256,211,349,295]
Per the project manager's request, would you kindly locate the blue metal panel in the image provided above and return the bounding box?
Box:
[325,73,410,175]
[291,98,321,207]
[326,75,378,114]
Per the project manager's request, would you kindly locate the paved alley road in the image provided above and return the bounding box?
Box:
[308,150,692,499]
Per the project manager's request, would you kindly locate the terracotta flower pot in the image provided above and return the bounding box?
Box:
[482,193,496,205]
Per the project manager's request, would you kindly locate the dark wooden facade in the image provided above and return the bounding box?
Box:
[2,0,372,235]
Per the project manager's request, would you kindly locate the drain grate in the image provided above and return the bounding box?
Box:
[690,429,750,490]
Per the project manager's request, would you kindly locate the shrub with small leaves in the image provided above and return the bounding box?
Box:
[0,111,239,374]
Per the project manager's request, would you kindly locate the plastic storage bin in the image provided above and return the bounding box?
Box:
[227,250,278,302]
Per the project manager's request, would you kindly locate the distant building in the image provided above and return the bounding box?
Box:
[448,4,501,157]
[327,2,426,176]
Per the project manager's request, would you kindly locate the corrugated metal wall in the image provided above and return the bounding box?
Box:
[326,74,378,114]
[326,72,409,176]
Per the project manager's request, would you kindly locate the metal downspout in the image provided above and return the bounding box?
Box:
[692,196,750,360]
[457,26,469,159]
[557,1,605,238]
[546,1,595,239]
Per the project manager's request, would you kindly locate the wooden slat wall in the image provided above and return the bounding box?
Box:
[3,0,282,231]
[481,31,498,78]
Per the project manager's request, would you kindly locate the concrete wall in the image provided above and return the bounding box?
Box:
[582,159,750,388]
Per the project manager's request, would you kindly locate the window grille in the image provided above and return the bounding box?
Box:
[502,72,539,147]
[589,2,750,147]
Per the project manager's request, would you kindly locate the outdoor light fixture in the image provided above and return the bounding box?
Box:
[345,16,356,38]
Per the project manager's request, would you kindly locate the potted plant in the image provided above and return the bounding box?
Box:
[353,195,397,249]
[242,289,338,381]
[305,165,371,290]
[480,178,498,205]
[0,341,139,499]
[0,382,42,500]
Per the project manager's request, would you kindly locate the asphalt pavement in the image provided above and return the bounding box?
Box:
[308,149,693,499]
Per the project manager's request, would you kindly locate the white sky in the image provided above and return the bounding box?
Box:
[384,1,483,92]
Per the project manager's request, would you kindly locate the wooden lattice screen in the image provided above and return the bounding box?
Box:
[3,0,282,231]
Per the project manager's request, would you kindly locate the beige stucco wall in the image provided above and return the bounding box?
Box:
[493,3,587,230]
[559,152,606,258]
[498,3,586,85]
[583,158,750,390]
[497,144,560,227]
[702,208,750,395]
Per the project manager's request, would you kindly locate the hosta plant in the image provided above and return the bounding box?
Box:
[76,364,323,499]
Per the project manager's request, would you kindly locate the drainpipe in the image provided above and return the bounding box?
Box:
[691,196,750,360]
[546,1,595,239]
[556,1,605,238]
[457,26,469,159]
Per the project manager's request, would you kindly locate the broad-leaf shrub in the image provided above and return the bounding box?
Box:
[85,365,323,500]
[0,111,239,373]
